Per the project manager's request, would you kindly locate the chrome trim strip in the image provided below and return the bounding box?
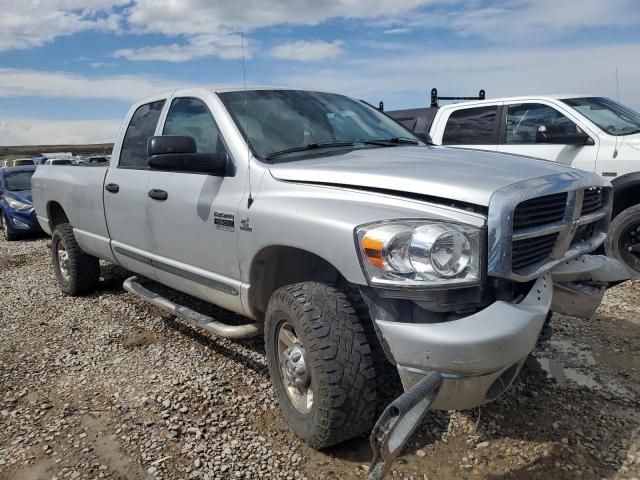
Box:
[114,246,239,296]
[488,171,612,282]
[577,209,609,225]
[511,221,566,241]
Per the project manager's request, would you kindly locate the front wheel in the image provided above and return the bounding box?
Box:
[265,282,377,449]
[0,211,18,241]
[606,204,640,276]
[51,223,100,296]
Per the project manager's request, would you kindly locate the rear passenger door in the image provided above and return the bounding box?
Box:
[437,105,501,151]
[104,98,167,278]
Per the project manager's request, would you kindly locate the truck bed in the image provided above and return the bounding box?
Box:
[32,164,111,260]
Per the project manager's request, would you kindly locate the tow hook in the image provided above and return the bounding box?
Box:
[368,372,443,480]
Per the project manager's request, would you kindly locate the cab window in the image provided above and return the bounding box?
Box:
[163,97,227,155]
[119,100,166,169]
[505,103,581,144]
[442,106,498,145]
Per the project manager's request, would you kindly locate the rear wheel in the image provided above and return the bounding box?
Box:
[265,282,377,448]
[51,223,100,296]
[0,211,18,241]
[606,204,640,276]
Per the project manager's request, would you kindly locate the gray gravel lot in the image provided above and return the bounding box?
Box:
[1,236,639,480]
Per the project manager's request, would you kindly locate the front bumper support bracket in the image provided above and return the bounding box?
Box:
[368,372,443,480]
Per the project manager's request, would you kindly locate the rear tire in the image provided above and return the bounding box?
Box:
[265,282,377,448]
[51,223,100,296]
[606,204,640,276]
[0,211,18,241]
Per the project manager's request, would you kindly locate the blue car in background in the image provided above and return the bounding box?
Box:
[0,166,42,241]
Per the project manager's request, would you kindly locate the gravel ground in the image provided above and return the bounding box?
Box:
[1,235,639,480]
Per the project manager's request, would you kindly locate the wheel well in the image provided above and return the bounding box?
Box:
[612,183,640,218]
[248,246,343,318]
[48,202,70,228]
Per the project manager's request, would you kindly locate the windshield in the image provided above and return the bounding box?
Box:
[562,97,640,136]
[218,90,421,160]
[4,170,34,191]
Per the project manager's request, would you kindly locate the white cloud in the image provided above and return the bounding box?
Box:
[276,43,640,110]
[116,0,434,62]
[114,33,247,62]
[0,0,124,51]
[440,0,640,41]
[270,40,344,62]
[0,117,121,145]
[90,62,116,68]
[0,68,197,102]
[123,0,434,35]
[383,28,410,34]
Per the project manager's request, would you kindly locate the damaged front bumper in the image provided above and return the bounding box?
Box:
[374,271,552,410]
[370,254,629,410]
[365,254,630,478]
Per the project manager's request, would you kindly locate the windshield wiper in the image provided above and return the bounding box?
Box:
[265,141,355,160]
[362,137,421,146]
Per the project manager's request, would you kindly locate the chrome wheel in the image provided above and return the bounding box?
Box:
[277,322,313,414]
[56,242,71,281]
[0,214,5,239]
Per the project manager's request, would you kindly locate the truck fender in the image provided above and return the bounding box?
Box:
[610,172,640,216]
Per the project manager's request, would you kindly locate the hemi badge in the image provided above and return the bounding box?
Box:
[602,172,617,177]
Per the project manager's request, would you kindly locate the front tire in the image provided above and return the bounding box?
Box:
[0,211,18,241]
[51,223,100,296]
[265,282,377,449]
[606,204,640,275]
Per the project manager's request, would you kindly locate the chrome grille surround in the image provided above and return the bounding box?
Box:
[488,171,612,282]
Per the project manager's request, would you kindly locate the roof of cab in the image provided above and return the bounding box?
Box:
[437,94,599,109]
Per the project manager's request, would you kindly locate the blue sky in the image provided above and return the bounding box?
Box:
[1,0,640,145]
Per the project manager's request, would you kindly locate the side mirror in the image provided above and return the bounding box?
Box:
[147,136,228,176]
[536,125,594,146]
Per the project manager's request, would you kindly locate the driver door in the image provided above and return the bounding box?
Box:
[146,93,245,314]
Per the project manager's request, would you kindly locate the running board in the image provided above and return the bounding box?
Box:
[123,276,263,339]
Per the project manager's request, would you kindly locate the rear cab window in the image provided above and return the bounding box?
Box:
[119,100,166,169]
[442,106,499,145]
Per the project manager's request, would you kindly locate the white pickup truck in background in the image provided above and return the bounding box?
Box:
[387,94,640,276]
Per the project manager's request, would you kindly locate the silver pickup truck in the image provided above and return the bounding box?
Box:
[32,88,630,478]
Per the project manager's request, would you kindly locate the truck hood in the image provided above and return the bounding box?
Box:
[623,133,640,151]
[269,146,573,207]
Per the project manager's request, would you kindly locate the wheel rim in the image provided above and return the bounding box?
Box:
[277,322,313,414]
[619,219,640,273]
[0,214,5,239]
[56,242,71,280]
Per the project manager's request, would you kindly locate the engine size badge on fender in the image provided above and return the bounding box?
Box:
[214,212,235,231]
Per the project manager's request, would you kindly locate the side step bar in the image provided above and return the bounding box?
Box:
[123,276,263,339]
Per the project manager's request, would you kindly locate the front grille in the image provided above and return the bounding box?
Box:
[488,175,611,281]
[512,192,567,230]
[581,187,605,215]
[571,223,597,245]
[512,233,559,270]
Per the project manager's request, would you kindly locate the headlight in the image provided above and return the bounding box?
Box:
[4,196,32,212]
[356,220,482,288]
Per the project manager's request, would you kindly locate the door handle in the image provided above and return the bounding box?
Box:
[105,183,119,193]
[148,189,168,201]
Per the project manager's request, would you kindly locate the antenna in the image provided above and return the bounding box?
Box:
[614,67,621,159]
[242,33,254,208]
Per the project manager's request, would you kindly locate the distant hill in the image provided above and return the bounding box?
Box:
[0,144,114,160]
